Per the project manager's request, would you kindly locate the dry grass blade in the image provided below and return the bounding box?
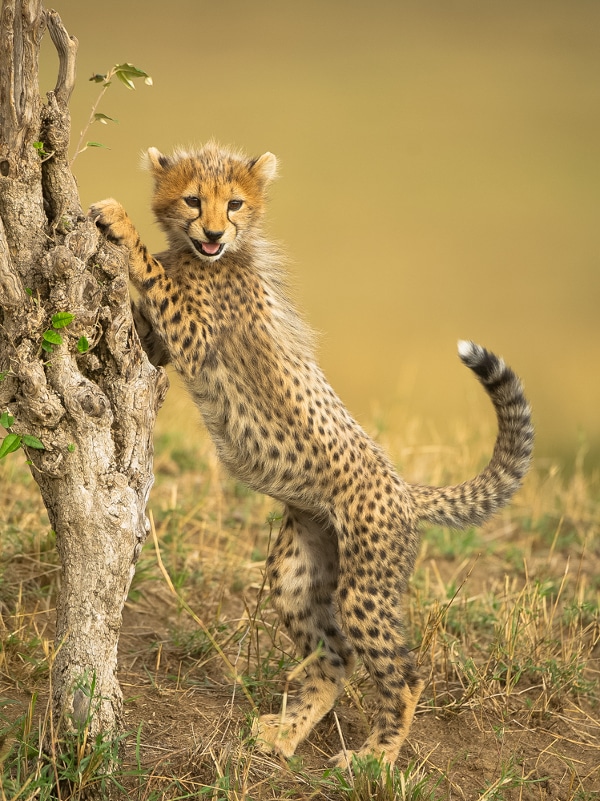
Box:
[149,509,258,713]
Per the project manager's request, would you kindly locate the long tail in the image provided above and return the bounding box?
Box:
[410,341,534,528]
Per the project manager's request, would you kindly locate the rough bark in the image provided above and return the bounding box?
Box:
[0,0,167,769]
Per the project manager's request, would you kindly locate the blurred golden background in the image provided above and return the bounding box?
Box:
[40,0,599,470]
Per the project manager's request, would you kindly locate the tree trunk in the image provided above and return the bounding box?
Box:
[0,0,167,769]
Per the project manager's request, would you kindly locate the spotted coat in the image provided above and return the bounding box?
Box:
[89,142,533,766]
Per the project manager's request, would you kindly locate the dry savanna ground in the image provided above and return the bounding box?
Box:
[1,385,599,800]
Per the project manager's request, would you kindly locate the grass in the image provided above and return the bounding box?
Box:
[1,388,599,799]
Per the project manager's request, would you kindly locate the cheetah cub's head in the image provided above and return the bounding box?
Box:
[144,142,277,261]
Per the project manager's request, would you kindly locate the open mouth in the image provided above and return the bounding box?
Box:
[191,239,225,258]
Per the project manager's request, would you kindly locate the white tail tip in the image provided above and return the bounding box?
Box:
[457,339,475,359]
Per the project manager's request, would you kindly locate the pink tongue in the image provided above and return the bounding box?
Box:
[202,242,221,255]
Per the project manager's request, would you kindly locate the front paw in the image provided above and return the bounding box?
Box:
[88,198,129,245]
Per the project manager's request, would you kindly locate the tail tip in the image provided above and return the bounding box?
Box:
[457,339,482,365]
[458,340,509,383]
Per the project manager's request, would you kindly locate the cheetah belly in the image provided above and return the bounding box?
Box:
[189,374,353,512]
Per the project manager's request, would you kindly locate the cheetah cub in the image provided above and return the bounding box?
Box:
[90,142,533,767]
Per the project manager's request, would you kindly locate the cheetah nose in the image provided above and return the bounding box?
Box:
[203,228,224,242]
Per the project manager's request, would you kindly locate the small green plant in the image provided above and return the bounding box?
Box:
[326,754,442,801]
[41,311,75,353]
[0,309,83,461]
[39,311,89,356]
[0,690,129,801]
[71,63,152,164]
[478,755,549,800]
[0,411,44,459]
[32,140,53,161]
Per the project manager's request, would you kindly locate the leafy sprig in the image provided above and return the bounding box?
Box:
[42,312,75,353]
[41,312,88,354]
[71,63,152,164]
[0,411,45,460]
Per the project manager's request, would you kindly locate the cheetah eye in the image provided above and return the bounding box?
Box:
[184,196,201,209]
[228,199,244,211]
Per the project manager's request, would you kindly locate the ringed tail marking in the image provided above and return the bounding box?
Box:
[410,340,534,529]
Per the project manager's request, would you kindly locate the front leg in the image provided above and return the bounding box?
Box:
[131,298,170,368]
[89,199,199,381]
[89,198,165,291]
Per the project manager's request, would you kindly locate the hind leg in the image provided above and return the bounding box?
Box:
[333,536,424,766]
[254,507,355,758]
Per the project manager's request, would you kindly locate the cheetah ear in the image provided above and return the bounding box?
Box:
[143,147,171,175]
[249,152,278,186]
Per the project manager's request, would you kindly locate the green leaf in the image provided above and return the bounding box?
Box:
[86,141,108,149]
[113,64,151,91]
[114,63,150,79]
[93,113,118,125]
[115,70,136,90]
[0,433,22,459]
[43,330,63,345]
[0,412,14,428]
[25,287,33,296]
[41,341,54,353]
[67,443,76,453]
[22,434,45,450]
[77,336,90,354]
[89,73,107,83]
[51,312,75,329]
